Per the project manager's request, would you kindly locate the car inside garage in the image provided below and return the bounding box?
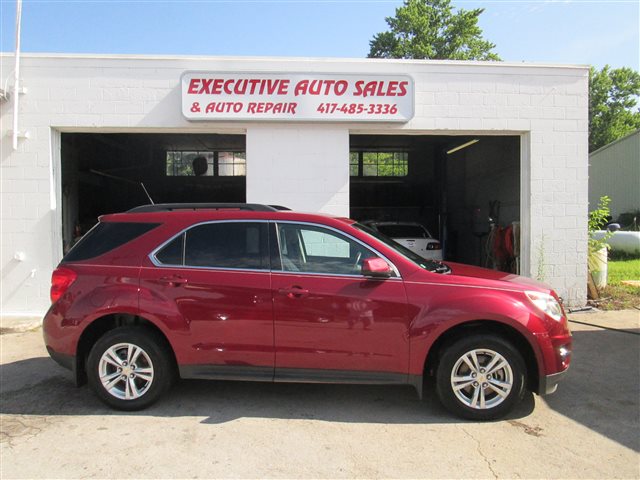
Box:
[349,134,521,271]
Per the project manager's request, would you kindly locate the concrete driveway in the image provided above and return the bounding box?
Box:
[1,310,638,479]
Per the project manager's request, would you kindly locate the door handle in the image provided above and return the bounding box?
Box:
[158,276,188,287]
[278,286,309,298]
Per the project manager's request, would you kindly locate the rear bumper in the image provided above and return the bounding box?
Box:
[539,368,569,395]
[46,346,75,372]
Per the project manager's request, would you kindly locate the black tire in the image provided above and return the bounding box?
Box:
[435,334,526,421]
[87,327,173,411]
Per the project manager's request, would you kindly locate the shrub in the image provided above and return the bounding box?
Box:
[588,196,613,273]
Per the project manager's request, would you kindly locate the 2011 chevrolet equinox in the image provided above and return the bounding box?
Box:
[43,203,571,420]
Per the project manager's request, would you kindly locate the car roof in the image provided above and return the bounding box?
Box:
[100,207,356,227]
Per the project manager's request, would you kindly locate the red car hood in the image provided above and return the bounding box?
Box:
[443,262,552,293]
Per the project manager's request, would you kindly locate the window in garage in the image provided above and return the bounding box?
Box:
[350,151,408,177]
[218,152,247,176]
[166,150,246,177]
[166,151,215,176]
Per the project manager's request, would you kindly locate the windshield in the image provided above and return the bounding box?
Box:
[354,223,450,274]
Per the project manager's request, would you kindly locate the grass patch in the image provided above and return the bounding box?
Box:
[608,259,640,285]
[593,258,640,310]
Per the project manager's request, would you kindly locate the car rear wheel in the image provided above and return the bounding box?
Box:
[87,327,173,410]
[436,335,526,420]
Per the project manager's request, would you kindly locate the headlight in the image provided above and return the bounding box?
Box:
[525,291,564,321]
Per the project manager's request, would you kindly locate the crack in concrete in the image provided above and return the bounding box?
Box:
[460,426,498,479]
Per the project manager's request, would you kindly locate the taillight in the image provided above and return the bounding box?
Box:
[50,267,77,303]
[426,242,441,250]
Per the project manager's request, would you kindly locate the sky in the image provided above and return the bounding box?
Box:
[0,0,638,70]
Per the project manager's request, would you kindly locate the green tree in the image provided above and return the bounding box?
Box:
[589,65,640,152]
[368,0,500,61]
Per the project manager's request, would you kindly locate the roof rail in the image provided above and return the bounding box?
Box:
[127,203,278,213]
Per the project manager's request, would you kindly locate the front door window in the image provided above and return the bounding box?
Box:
[275,223,381,276]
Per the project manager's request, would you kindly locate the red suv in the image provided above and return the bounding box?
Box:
[43,204,571,420]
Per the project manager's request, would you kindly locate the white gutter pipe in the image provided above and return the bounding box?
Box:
[12,0,23,150]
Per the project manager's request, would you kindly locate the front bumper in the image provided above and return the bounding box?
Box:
[533,322,572,395]
[539,368,569,395]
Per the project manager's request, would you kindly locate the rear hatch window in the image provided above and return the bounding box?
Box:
[63,222,160,262]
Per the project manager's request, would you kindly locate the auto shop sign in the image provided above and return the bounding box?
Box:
[181,72,414,122]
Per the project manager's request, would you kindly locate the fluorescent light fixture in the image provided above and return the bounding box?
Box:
[446,139,479,155]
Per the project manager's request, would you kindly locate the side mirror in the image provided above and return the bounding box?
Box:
[361,257,393,278]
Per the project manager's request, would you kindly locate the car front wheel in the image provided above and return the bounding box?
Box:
[87,327,173,410]
[436,335,526,420]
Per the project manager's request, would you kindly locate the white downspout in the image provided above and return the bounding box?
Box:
[12,0,23,150]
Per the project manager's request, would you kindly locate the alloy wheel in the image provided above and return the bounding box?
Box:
[450,348,513,410]
[98,342,155,400]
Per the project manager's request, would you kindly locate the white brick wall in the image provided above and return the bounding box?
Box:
[0,54,589,315]
[247,125,349,215]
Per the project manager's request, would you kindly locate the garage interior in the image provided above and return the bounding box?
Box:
[60,133,246,253]
[349,134,521,271]
[60,132,520,272]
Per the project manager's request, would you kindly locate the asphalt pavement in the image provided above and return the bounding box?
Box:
[1,309,638,478]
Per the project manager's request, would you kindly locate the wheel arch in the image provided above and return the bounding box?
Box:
[74,313,178,386]
[423,320,540,394]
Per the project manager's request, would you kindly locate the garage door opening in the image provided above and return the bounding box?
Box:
[349,135,521,272]
[61,133,246,253]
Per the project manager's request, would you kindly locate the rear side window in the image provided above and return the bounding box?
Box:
[154,222,269,270]
[63,222,160,262]
[155,234,184,265]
